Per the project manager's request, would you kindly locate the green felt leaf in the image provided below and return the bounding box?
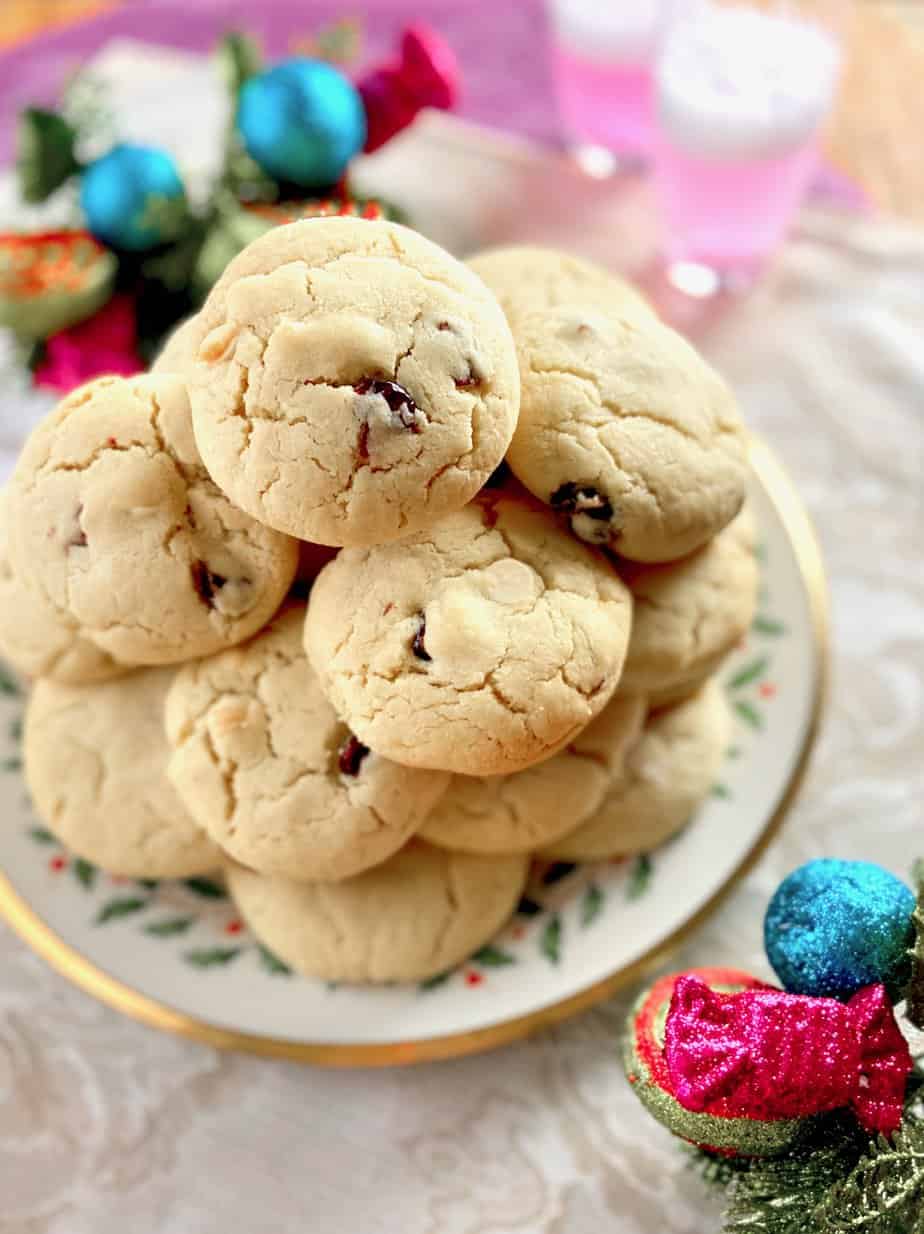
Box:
[183,876,226,899]
[419,971,451,992]
[0,665,21,697]
[626,854,653,901]
[580,883,604,927]
[29,825,56,845]
[184,946,242,968]
[753,615,786,637]
[95,896,147,925]
[540,914,562,964]
[471,943,516,967]
[17,108,79,203]
[728,656,770,690]
[734,700,763,730]
[72,858,96,890]
[143,917,194,937]
[257,944,291,976]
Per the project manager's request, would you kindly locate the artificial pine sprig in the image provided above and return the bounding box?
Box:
[907,859,924,1030]
[814,1116,924,1233]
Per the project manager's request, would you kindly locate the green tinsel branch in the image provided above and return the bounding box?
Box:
[907,859,924,1031]
[814,1118,924,1233]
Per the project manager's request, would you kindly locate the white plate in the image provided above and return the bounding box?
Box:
[0,439,827,1065]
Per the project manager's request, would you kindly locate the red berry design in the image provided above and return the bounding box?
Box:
[759,682,777,699]
[465,970,483,987]
[49,855,67,872]
[224,919,243,935]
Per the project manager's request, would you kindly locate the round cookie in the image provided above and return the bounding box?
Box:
[7,373,298,666]
[421,694,646,854]
[305,493,633,776]
[618,507,758,707]
[540,680,730,861]
[225,842,529,983]
[506,306,748,563]
[166,606,450,881]
[0,489,122,685]
[467,245,655,328]
[24,668,220,878]
[187,217,520,546]
[151,314,201,374]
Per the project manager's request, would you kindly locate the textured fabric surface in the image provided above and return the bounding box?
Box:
[1,47,923,1234]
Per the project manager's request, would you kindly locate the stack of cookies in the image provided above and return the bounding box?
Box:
[0,220,757,985]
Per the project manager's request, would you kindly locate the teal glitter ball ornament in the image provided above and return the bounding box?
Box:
[764,859,915,999]
[237,58,367,189]
[80,143,187,252]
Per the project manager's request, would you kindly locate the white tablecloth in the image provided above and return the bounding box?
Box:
[2,47,924,1234]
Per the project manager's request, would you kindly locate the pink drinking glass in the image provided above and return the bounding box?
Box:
[650,0,845,294]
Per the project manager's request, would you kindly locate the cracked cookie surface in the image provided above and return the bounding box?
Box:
[618,506,758,707]
[166,606,450,882]
[506,306,748,562]
[304,493,633,776]
[420,694,645,854]
[540,680,730,860]
[24,668,220,878]
[7,374,298,666]
[467,244,655,329]
[0,489,122,685]
[187,218,520,546]
[226,841,529,983]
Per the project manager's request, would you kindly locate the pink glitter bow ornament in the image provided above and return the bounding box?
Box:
[358,26,460,154]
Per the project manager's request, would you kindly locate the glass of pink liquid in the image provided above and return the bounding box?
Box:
[547,0,677,172]
[651,1,843,292]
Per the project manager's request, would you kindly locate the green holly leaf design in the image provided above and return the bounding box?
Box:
[471,943,516,967]
[29,825,56,844]
[72,858,96,889]
[0,665,20,696]
[626,854,653,901]
[581,882,604,927]
[540,914,562,964]
[95,896,148,925]
[8,716,22,743]
[1,757,22,772]
[183,876,226,899]
[419,971,452,992]
[257,943,291,976]
[143,917,194,937]
[517,895,543,917]
[712,783,732,800]
[734,699,763,730]
[753,615,786,637]
[541,861,577,886]
[728,656,770,690]
[184,946,242,968]
[137,879,160,890]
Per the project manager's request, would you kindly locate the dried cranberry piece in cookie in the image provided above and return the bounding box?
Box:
[338,734,371,776]
[354,378,421,432]
[411,613,431,662]
[550,483,616,545]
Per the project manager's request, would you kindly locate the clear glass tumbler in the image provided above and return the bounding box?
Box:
[650,0,844,292]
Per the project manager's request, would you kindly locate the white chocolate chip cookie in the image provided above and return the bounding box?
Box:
[225,842,529,983]
[166,607,450,881]
[467,244,655,329]
[540,681,731,861]
[188,217,520,546]
[507,306,748,562]
[305,493,633,776]
[619,507,758,707]
[420,694,646,854]
[7,374,298,667]
[24,668,220,878]
[0,490,122,685]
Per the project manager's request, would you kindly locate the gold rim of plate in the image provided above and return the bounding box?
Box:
[0,437,830,1067]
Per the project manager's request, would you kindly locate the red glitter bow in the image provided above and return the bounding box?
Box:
[358,26,460,154]
[664,975,912,1135]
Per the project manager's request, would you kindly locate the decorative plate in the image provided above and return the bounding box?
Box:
[0,438,827,1065]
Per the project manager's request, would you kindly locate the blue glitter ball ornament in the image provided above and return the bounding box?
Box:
[237,58,367,189]
[80,143,187,252]
[764,859,915,999]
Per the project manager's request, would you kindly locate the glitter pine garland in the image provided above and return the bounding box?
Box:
[908,860,924,1031]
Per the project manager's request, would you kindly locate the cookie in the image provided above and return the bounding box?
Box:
[420,694,646,854]
[0,489,122,685]
[166,606,450,881]
[225,842,529,983]
[540,680,731,860]
[467,245,655,328]
[305,493,633,776]
[24,668,220,878]
[151,314,201,373]
[618,507,758,707]
[187,217,520,546]
[7,373,298,666]
[506,306,748,562]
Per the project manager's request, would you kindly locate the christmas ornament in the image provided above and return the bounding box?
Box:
[0,230,117,338]
[237,58,367,189]
[764,858,916,999]
[33,294,144,393]
[357,25,460,154]
[80,143,188,252]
